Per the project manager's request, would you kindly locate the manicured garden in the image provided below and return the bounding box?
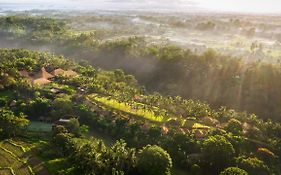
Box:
[27,122,52,133]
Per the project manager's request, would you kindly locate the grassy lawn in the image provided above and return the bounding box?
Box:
[192,123,210,129]
[88,94,167,122]
[27,121,52,133]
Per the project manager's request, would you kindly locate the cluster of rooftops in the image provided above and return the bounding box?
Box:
[19,67,78,86]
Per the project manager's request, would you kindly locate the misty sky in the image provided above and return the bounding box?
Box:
[0,0,281,14]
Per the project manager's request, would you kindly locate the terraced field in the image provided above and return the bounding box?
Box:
[0,140,35,175]
[0,168,13,175]
[88,94,169,122]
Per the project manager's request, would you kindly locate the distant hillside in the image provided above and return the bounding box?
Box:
[1,16,281,122]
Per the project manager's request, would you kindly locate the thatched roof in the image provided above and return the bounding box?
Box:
[201,116,219,126]
[19,70,33,81]
[34,67,54,79]
[242,122,251,130]
[19,70,30,78]
[194,129,207,139]
[162,126,169,134]
[9,100,17,107]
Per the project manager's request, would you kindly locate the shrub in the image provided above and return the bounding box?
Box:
[220,167,248,175]
[137,145,172,175]
[0,108,29,138]
[236,156,270,175]
[202,135,235,170]
[226,119,243,135]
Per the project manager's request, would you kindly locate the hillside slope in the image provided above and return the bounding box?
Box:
[0,49,281,174]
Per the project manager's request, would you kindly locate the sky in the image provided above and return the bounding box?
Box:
[195,0,281,14]
[0,0,281,14]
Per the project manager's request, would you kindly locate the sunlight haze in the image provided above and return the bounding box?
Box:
[0,0,281,14]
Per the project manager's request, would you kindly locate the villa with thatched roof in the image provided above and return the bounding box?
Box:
[34,67,54,79]
[19,70,34,82]
[32,67,54,86]
[19,67,78,86]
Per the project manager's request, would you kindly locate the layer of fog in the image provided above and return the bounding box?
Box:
[1,0,281,14]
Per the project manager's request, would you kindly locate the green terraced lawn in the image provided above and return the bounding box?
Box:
[89,95,167,122]
[27,122,52,132]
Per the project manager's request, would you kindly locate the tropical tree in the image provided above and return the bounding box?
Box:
[202,135,235,170]
[107,140,137,174]
[236,156,270,175]
[219,167,248,175]
[226,119,243,135]
[0,108,29,138]
[137,145,172,175]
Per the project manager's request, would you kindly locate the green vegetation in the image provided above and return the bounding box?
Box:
[27,122,52,132]
[1,15,281,122]
[0,48,280,174]
[1,16,281,174]
[0,108,29,138]
[0,139,37,175]
[89,94,166,122]
[0,16,67,42]
[137,145,172,175]
[236,156,270,175]
[219,167,248,175]
[202,135,235,170]
[0,6,280,175]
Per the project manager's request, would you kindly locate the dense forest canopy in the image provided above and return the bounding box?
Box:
[1,16,281,121]
[0,48,281,174]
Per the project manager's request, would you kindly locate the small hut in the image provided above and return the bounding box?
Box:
[194,129,207,140]
[19,70,30,78]
[201,116,219,126]
[31,67,54,86]
[54,118,71,125]
[9,100,17,107]
[34,67,54,79]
